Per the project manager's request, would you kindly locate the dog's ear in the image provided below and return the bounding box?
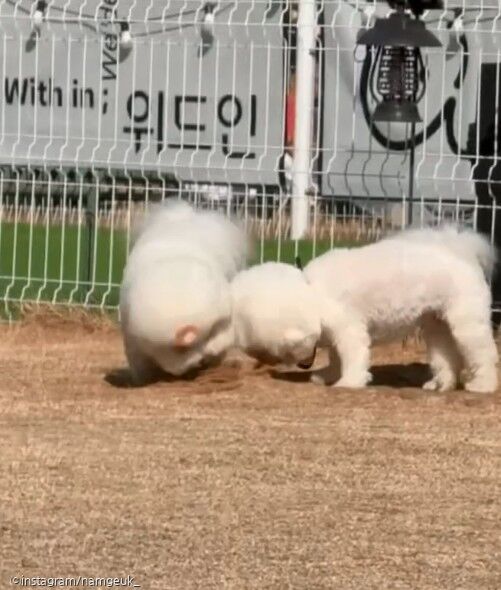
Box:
[174,325,199,349]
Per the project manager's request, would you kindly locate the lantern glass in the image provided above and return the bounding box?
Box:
[357,7,441,124]
[369,46,424,123]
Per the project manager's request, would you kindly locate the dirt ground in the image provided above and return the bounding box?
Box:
[1,314,501,590]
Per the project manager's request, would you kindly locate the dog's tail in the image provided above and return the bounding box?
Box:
[402,225,497,280]
[456,230,498,281]
[456,230,497,280]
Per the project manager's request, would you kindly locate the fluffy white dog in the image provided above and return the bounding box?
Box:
[231,226,498,393]
[120,200,247,382]
[232,262,321,368]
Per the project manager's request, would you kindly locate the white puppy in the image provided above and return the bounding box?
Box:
[120,200,247,382]
[232,262,321,367]
[232,226,498,393]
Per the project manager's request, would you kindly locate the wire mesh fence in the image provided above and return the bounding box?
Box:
[0,0,500,320]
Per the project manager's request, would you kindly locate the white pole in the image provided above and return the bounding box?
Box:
[291,0,317,240]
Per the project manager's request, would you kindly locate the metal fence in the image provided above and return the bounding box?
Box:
[0,0,500,319]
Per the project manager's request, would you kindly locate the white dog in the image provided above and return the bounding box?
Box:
[231,226,498,393]
[232,262,321,367]
[120,200,247,382]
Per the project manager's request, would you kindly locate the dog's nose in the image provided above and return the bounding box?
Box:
[297,346,317,370]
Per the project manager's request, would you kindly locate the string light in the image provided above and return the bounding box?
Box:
[32,0,46,35]
[199,2,216,54]
[119,22,132,50]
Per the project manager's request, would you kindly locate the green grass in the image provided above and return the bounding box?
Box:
[0,221,359,309]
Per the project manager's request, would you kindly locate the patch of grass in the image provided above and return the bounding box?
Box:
[0,222,128,309]
[0,222,363,309]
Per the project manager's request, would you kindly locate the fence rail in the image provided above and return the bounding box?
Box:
[0,0,500,320]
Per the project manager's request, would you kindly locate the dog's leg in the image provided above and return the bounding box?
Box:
[310,348,341,386]
[318,297,371,388]
[445,302,498,393]
[421,315,462,392]
[331,321,371,388]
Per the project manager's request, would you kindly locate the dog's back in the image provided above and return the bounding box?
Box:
[388,225,496,280]
[128,200,248,281]
[304,227,492,341]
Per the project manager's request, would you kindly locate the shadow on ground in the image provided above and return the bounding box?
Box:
[104,367,203,388]
[271,362,432,389]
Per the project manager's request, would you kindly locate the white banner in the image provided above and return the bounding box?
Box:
[321,0,501,213]
[0,0,285,185]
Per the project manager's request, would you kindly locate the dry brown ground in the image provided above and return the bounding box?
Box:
[1,313,501,590]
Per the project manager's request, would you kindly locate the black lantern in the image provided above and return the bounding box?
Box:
[357,4,442,123]
[356,1,443,225]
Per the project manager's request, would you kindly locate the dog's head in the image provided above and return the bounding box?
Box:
[231,262,321,367]
[121,259,234,376]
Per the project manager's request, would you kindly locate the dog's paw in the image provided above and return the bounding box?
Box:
[464,376,498,394]
[334,372,371,389]
[423,378,438,391]
[310,369,338,386]
[311,373,327,386]
[423,377,456,392]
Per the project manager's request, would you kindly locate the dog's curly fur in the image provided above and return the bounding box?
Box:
[232,226,498,393]
[120,201,247,382]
